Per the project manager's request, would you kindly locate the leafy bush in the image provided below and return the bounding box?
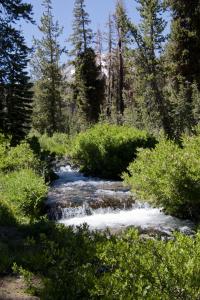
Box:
[0,135,11,171]
[0,169,47,221]
[0,141,40,173]
[10,223,99,299]
[38,133,70,156]
[0,199,16,226]
[70,123,156,178]
[0,134,49,224]
[9,224,200,299]
[0,133,10,148]
[36,224,97,299]
[124,136,200,220]
[91,229,200,299]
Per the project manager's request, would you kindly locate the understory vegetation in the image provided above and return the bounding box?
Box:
[36,132,70,157]
[1,129,200,299]
[1,129,200,300]
[1,224,200,299]
[123,131,200,220]
[70,123,156,178]
[0,134,47,224]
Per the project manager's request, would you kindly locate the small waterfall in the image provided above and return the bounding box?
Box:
[47,164,194,235]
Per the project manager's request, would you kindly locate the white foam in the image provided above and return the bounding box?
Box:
[50,164,194,234]
[54,165,113,187]
[59,207,191,230]
[95,189,131,196]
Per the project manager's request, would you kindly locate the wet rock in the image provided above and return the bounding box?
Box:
[89,195,135,210]
[46,202,80,220]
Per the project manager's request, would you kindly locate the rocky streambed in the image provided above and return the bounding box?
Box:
[46,163,194,236]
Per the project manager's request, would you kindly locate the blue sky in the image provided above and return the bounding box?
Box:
[21,0,139,51]
[19,0,170,65]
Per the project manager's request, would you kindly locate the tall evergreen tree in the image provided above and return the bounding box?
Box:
[104,14,116,119]
[0,0,33,144]
[32,0,65,135]
[167,0,200,88]
[127,0,173,137]
[165,0,200,136]
[74,48,105,124]
[69,0,92,56]
[70,0,105,128]
[115,0,127,120]
[0,0,32,21]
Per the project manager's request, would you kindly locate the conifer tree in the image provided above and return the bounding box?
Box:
[104,14,116,119]
[167,0,200,88]
[115,1,127,119]
[127,0,173,137]
[74,48,105,124]
[0,0,33,144]
[165,0,200,136]
[32,0,65,135]
[69,0,92,56]
[70,0,104,128]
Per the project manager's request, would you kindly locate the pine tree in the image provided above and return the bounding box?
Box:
[104,14,115,119]
[0,0,32,22]
[70,0,105,128]
[69,0,92,56]
[115,0,127,120]
[0,0,33,144]
[127,0,173,137]
[167,0,200,88]
[74,48,105,124]
[165,0,200,136]
[32,0,65,135]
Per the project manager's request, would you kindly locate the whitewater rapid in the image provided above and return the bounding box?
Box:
[47,164,194,234]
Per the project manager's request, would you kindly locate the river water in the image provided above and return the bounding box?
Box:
[47,164,194,235]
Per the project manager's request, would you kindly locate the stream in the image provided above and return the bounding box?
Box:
[46,164,194,235]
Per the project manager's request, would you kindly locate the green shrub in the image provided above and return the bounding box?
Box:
[0,135,10,171]
[0,214,199,299]
[0,199,16,226]
[70,123,156,178]
[91,229,200,300]
[0,133,10,147]
[0,141,40,173]
[10,224,200,299]
[36,224,97,300]
[0,169,47,221]
[123,137,200,220]
[38,133,70,156]
[12,223,98,299]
